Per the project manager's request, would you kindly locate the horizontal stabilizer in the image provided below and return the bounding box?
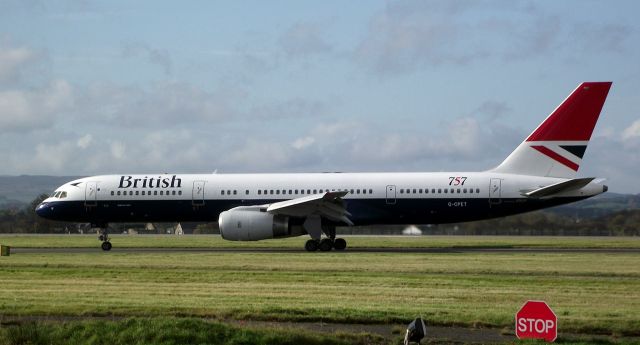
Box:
[523,177,595,198]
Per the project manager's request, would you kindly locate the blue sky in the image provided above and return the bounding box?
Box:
[0,0,639,192]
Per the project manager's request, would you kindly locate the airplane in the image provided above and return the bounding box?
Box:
[36,82,612,252]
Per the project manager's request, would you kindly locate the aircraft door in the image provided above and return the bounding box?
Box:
[192,181,205,206]
[85,181,98,207]
[489,178,502,205]
[386,185,396,205]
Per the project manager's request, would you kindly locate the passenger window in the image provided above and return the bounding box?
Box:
[154,191,158,195]
[356,189,360,194]
[444,189,448,194]
[172,191,176,195]
[313,189,317,194]
[135,191,139,196]
[178,191,182,195]
[438,189,441,193]
[117,191,121,196]
[289,190,292,194]
[221,190,225,195]
[233,190,237,195]
[276,190,280,195]
[400,189,404,194]
[369,189,373,194]
[419,189,423,193]
[111,191,114,196]
[457,189,461,193]
[245,190,249,195]
[450,189,454,193]
[258,190,261,195]
[431,188,435,193]
[425,189,428,194]
[160,191,163,195]
[294,190,298,195]
[362,189,366,194]
[476,188,480,193]
[463,189,467,193]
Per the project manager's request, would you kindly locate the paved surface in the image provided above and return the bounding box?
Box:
[9,246,640,254]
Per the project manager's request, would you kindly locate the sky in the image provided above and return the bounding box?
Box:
[0,0,639,193]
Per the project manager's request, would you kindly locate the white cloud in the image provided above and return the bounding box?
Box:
[32,141,76,173]
[291,136,315,150]
[121,42,173,75]
[77,81,241,126]
[278,22,331,58]
[354,1,633,74]
[0,79,73,132]
[0,45,35,83]
[622,119,640,141]
[110,141,126,160]
[225,139,292,171]
[76,134,93,149]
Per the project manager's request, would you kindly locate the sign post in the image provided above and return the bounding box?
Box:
[515,300,557,342]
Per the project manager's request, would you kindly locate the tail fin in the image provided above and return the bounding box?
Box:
[492,82,612,178]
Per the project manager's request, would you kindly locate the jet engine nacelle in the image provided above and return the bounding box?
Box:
[218,206,305,241]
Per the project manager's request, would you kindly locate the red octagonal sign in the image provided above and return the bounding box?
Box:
[516,300,557,342]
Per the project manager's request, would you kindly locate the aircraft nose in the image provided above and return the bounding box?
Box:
[35,202,50,218]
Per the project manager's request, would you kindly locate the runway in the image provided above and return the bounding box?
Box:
[10,246,640,254]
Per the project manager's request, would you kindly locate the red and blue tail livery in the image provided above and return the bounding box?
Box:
[37,82,612,251]
[494,82,611,178]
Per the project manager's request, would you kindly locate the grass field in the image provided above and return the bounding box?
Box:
[0,318,385,345]
[0,234,639,249]
[0,235,639,343]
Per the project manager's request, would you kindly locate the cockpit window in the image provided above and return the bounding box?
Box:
[54,191,61,198]
[60,192,67,199]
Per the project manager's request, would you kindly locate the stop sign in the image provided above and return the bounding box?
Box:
[515,300,557,342]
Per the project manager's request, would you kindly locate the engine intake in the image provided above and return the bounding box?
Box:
[219,206,305,241]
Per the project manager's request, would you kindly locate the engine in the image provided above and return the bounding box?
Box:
[218,206,306,241]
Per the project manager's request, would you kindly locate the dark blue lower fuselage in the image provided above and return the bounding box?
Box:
[37,196,588,226]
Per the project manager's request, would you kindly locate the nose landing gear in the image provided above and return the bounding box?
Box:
[95,226,111,251]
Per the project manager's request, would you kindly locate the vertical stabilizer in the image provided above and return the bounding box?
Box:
[492,82,611,178]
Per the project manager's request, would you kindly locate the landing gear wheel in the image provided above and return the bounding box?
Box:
[333,238,347,251]
[319,238,334,252]
[305,239,319,252]
[101,241,112,251]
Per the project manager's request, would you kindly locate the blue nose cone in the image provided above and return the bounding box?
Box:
[35,202,50,219]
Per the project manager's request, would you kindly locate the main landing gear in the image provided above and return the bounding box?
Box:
[304,237,347,252]
[96,227,112,251]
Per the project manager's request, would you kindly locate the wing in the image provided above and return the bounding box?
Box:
[266,191,353,226]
